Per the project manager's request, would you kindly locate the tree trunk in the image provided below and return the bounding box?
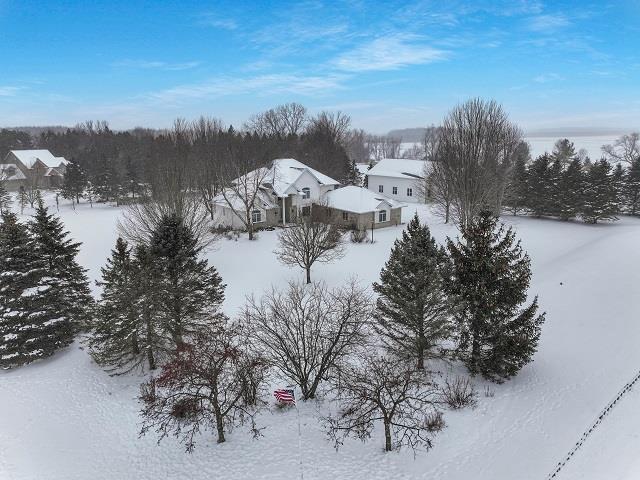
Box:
[417,348,424,370]
[131,334,140,355]
[214,406,225,443]
[383,418,392,452]
[305,266,311,284]
[145,311,156,370]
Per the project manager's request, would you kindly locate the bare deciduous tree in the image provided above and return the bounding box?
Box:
[243,280,372,400]
[366,135,402,162]
[325,354,443,452]
[139,322,267,451]
[275,218,345,283]
[190,116,225,220]
[602,132,640,165]
[430,98,522,230]
[244,102,308,137]
[307,111,351,146]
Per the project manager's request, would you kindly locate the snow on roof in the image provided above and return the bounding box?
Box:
[265,158,340,196]
[355,163,370,176]
[213,188,278,211]
[325,186,405,214]
[9,150,68,169]
[0,164,26,181]
[366,158,426,180]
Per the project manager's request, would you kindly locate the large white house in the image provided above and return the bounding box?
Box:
[365,158,429,203]
[213,158,340,228]
[1,149,68,190]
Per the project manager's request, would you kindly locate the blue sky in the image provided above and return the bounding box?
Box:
[0,0,639,133]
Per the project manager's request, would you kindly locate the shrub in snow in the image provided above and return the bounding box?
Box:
[441,375,477,410]
[349,228,367,243]
[139,322,267,451]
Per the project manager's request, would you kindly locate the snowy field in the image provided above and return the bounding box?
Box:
[1,196,640,480]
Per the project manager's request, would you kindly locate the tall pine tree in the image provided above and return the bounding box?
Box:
[0,212,73,368]
[625,159,640,216]
[525,154,553,217]
[61,159,87,204]
[446,212,545,382]
[0,182,12,214]
[29,199,93,329]
[581,159,618,224]
[556,158,584,221]
[149,215,226,346]
[373,214,453,369]
[503,155,529,215]
[89,238,146,374]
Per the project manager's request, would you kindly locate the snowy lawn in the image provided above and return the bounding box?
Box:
[1,197,639,480]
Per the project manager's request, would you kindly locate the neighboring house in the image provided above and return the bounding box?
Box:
[213,158,340,229]
[365,158,429,203]
[312,185,404,230]
[0,163,28,190]
[1,149,68,190]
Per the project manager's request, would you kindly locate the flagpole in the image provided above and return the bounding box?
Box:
[295,388,304,480]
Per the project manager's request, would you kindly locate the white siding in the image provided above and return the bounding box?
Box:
[367,175,423,203]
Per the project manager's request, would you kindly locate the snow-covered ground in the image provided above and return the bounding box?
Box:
[1,196,639,480]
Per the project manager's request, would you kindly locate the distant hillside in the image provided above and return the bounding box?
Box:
[10,126,70,136]
[387,127,427,143]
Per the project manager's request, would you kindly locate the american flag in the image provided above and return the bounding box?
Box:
[274,388,295,404]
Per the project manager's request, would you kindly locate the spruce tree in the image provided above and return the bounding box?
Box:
[0,182,12,214]
[582,159,618,224]
[556,158,584,221]
[373,214,453,369]
[61,159,87,204]
[503,155,528,215]
[149,215,226,346]
[89,238,146,374]
[0,212,73,368]
[551,138,576,166]
[612,163,626,215]
[625,159,640,216]
[547,158,564,217]
[446,212,545,382]
[525,154,553,217]
[29,199,93,329]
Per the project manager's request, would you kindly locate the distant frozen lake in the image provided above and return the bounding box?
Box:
[524,135,618,161]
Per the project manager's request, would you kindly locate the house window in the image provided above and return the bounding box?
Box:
[342,211,349,221]
[378,185,384,193]
[302,187,311,199]
[392,186,398,195]
[407,188,413,197]
[251,209,262,223]
[378,210,387,222]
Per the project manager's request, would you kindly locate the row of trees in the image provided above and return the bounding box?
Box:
[0,201,92,368]
[504,154,640,223]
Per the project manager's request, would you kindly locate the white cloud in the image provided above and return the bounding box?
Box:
[112,60,201,71]
[333,34,448,72]
[527,13,570,32]
[198,13,237,30]
[533,73,563,83]
[146,73,348,104]
[0,86,22,97]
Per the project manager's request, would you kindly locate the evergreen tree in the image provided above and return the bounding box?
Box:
[149,215,226,346]
[612,163,626,214]
[446,212,545,382]
[124,155,141,199]
[89,238,146,374]
[17,186,27,214]
[556,158,584,221]
[625,159,640,216]
[61,159,87,204]
[0,212,73,368]
[344,159,363,186]
[92,156,121,203]
[373,214,453,370]
[525,154,553,217]
[547,158,564,217]
[29,199,93,329]
[551,138,577,165]
[0,182,12,214]
[503,155,529,215]
[581,159,618,224]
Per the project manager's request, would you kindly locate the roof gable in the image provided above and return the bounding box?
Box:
[367,158,426,180]
[8,149,68,169]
